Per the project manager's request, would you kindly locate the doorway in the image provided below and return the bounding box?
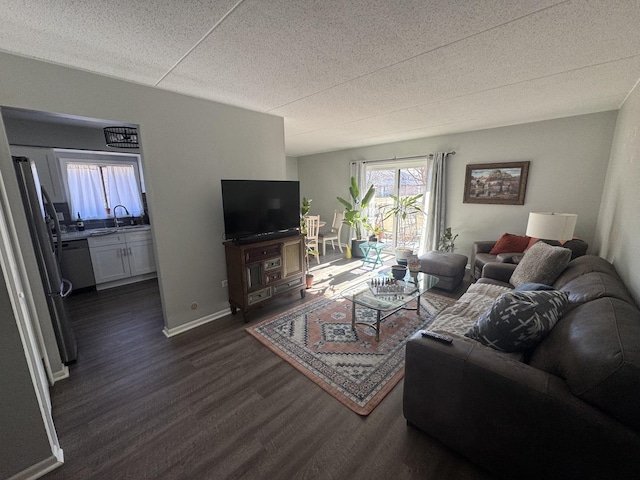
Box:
[365,162,429,252]
[0,106,158,380]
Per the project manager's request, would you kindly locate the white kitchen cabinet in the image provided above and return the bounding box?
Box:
[126,230,156,276]
[10,145,66,203]
[90,242,130,283]
[88,229,156,289]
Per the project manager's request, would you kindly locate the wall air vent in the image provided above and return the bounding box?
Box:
[104,126,139,148]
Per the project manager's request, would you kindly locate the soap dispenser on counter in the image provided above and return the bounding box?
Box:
[76,212,85,231]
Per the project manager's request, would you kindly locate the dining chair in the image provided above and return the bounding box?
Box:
[305,215,321,264]
[319,210,344,255]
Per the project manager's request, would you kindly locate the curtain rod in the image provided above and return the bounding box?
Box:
[351,151,456,165]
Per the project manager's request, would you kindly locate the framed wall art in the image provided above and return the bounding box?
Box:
[463,161,530,205]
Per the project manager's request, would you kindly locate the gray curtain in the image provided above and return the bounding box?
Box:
[421,152,448,253]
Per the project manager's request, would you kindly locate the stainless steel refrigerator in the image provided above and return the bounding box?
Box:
[13,155,77,365]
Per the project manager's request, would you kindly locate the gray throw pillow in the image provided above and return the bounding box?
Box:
[510,241,571,288]
[465,290,569,352]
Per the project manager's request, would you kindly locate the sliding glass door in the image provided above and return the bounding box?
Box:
[366,162,428,252]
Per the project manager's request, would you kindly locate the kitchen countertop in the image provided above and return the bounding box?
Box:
[57,225,151,242]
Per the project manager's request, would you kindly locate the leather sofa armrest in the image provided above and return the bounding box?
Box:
[471,241,496,280]
[472,241,496,254]
[403,335,640,479]
[481,262,516,283]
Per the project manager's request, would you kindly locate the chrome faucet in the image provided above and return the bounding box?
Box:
[113,204,130,228]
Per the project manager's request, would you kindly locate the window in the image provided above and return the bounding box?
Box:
[58,151,144,220]
[365,162,429,251]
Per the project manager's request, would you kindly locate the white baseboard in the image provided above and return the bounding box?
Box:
[8,452,63,480]
[95,272,157,291]
[162,307,231,338]
[51,365,69,384]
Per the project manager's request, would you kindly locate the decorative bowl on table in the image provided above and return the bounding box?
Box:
[391,264,407,280]
[407,254,421,272]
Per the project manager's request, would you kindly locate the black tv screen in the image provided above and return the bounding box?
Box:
[221,180,300,241]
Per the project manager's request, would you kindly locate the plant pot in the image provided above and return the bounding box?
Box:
[395,247,413,265]
[391,264,408,280]
[351,239,366,258]
[305,274,314,289]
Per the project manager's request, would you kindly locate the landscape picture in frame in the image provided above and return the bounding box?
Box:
[463,161,530,205]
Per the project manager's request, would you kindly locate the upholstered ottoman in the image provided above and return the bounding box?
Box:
[419,251,468,291]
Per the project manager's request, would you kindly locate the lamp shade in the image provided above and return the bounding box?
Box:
[526,212,577,241]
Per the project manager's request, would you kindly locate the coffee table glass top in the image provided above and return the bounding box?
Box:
[340,268,439,311]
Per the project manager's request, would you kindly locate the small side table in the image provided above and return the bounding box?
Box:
[359,242,386,269]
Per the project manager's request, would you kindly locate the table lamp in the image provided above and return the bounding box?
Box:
[526,212,577,241]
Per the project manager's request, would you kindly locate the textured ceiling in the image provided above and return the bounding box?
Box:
[1,0,639,156]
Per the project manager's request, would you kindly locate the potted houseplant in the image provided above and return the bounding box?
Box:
[337,176,375,258]
[305,273,315,289]
[437,227,459,252]
[363,217,384,242]
[300,197,312,234]
[383,193,424,264]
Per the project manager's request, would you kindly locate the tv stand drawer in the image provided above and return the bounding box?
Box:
[265,271,282,284]
[248,287,272,305]
[264,257,282,271]
[273,276,304,295]
[245,244,280,262]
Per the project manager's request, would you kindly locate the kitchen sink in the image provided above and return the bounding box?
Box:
[90,228,118,236]
[119,225,148,230]
[90,225,149,236]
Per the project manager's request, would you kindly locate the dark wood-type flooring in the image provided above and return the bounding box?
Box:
[46,253,493,479]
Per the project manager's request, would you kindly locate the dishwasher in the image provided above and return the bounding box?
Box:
[60,239,96,290]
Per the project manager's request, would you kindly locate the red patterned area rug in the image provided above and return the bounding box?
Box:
[246,292,455,415]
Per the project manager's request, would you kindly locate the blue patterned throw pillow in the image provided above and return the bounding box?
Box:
[465,290,569,352]
[513,282,554,292]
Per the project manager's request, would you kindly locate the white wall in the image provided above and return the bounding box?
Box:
[0,262,55,478]
[298,112,617,264]
[4,116,130,153]
[285,156,298,180]
[0,51,286,332]
[594,84,640,305]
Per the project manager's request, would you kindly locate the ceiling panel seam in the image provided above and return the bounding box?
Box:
[265,0,571,113]
[287,53,640,138]
[154,0,247,87]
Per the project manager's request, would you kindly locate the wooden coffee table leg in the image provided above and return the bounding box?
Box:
[376,310,381,341]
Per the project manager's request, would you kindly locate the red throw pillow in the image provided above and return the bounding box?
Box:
[489,233,530,254]
[526,236,539,250]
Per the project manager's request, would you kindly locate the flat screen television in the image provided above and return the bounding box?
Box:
[221,179,301,242]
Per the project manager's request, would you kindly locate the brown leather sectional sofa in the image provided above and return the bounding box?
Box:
[471,238,588,280]
[403,255,640,479]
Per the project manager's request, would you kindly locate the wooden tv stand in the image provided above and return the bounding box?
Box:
[224,234,306,321]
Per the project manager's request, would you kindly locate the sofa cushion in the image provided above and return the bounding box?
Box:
[553,255,622,289]
[526,238,588,260]
[429,283,511,337]
[465,290,569,353]
[559,271,636,310]
[529,298,640,430]
[561,238,589,259]
[510,241,572,288]
[489,233,530,255]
